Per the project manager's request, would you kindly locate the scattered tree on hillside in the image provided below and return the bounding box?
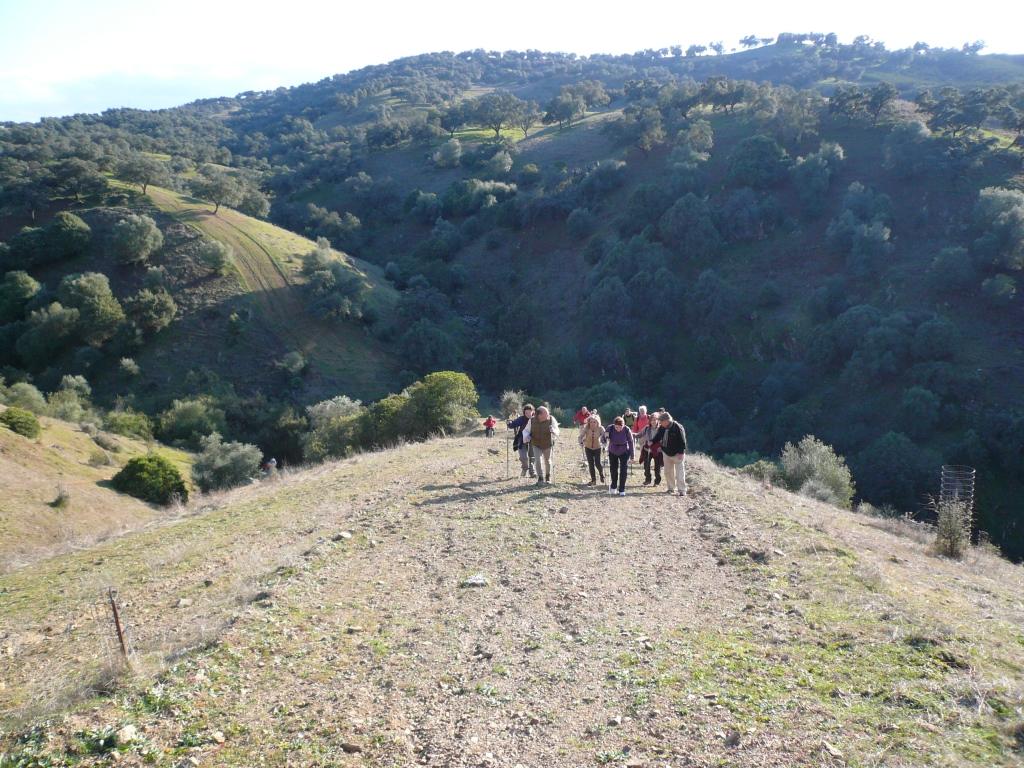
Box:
[51,158,107,203]
[867,82,899,123]
[543,92,586,129]
[118,153,168,194]
[472,91,526,138]
[514,101,542,138]
[191,166,243,213]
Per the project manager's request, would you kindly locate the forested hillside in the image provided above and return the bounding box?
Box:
[2,35,1023,554]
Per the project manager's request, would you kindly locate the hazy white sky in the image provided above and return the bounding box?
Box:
[1,0,1020,122]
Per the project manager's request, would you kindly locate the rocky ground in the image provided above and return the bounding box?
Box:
[2,438,1023,767]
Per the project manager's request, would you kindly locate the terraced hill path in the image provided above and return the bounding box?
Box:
[145,186,398,399]
[2,438,1023,766]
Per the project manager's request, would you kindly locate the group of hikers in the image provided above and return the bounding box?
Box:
[489,403,688,496]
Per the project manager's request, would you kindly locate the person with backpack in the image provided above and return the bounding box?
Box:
[483,415,496,438]
[523,405,559,484]
[622,408,636,430]
[507,404,536,478]
[578,412,606,486]
[634,411,663,486]
[651,411,688,496]
[605,416,635,496]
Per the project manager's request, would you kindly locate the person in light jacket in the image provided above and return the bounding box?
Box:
[523,406,559,485]
[634,410,663,486]
[578,413,606,486]
[605,416,635,496]
[651,411,687,496]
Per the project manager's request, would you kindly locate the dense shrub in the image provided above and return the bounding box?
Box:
[306,395,363,427]
[726,135,789,188]
[0,270,41,323]
[104,408,154,440]
[567,207,598,239]
[197,239,233,275]
[111,214,163,265]
[5,212,92,268]
[402,371,479,438]
[57,272,125,346]
[15,302,80,369]
[2,381,47,413]
[158,397,227,449]
[779,435,855,508]
[111,454,188,504]
[658,194,721,258]
[1,406,41,438]
[125,289,176,334]
[192,432,262,492]
[302,412,366,462]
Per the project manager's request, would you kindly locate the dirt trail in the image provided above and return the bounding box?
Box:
[4,439,1023,766]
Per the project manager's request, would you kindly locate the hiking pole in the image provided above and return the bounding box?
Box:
[506,429,510,480]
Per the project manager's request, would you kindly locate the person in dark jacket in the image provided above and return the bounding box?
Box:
[651,411,688,496]
[605,416,635,496]
[507,404,535,477]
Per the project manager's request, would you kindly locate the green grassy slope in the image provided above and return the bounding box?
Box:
[138,186,400,402]
[0,405,192,570]
[1,439,1022,765]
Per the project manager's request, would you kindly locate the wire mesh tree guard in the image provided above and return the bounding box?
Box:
[940,464,976,512]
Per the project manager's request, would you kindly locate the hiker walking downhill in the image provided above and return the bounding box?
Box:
[523,405,559,485]
[507,404,536,478]
[634,411,663,486]
[578,413,606,486]
[605,416,635,496]
[652,411,688,496]
[483,415,496,438]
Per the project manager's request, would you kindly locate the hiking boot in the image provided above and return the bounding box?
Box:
[536,478,545,486]
[618,490,626,496]
[608,488,616,495]
[678,488,688,497]
[545,476,552,484]
[521,468,528,477]
[654,479,661,486]
[665,488,676,494]
[586,479,596,486]
[643,479,651,486]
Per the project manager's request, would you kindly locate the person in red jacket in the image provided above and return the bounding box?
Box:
[483,415,496,438]
[633,405,650,434]
[573,406,590,427]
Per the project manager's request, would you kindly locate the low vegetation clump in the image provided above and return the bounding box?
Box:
[191,432,262,492]
[932,498,973,559]
[0,406,41,438]
[779,435,855,508]
[110,454,188,505]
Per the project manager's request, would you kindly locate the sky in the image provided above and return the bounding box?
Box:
[1,0,1021,122]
